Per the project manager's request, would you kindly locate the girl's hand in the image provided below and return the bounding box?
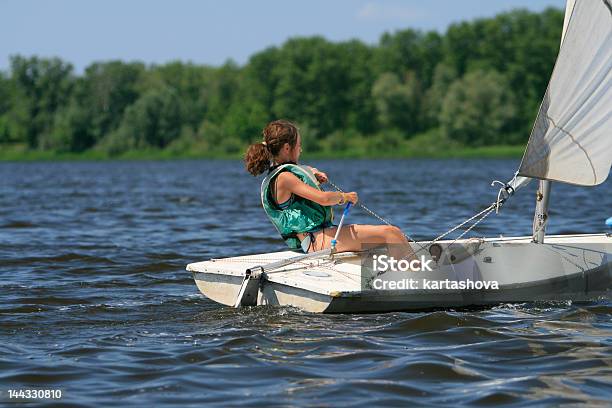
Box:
[344,192,358,204]
[311,168,328,184]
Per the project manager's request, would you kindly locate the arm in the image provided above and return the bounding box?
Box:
[277,172,357,206]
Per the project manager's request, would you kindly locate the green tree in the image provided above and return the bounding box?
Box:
[0,72,10,114]
[9,56,74,148]
[340,40,377,135]
[0,6,566,155]
[371,71,421,134]
[0,73,11,143]
[374,29,443,89]
[79,61,145,144]
[101,86,182,153]
[43,102,91,151]
[220,48,280,142]
[272,37,375,138]
[241,47,280,121]
[203,61,241,126]
[421,63,458,128]
[442,8,563,136]
[147,61,214,130]
[440,70,517,146]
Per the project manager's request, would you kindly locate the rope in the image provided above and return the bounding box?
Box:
[326,179,502,255]
[326,179,429,253]
[427,203,496,246]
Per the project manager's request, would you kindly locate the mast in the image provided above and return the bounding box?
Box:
[532,180,551,243]
[530,0,566,244]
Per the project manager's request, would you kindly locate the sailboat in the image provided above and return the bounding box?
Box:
[186,0,612,313]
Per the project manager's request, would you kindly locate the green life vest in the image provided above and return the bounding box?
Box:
[261,164,334,250]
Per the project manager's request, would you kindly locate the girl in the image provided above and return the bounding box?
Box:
[244,120,409,254]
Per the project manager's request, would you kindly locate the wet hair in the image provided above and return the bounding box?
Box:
[244,120,299,176]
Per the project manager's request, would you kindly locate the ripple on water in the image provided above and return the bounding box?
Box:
[0,160,610,407]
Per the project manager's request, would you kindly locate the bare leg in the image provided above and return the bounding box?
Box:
[310,224,413,259]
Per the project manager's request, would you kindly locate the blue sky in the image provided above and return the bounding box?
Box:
[1,0,565,73]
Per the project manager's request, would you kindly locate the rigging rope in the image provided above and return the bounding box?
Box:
[326,179,503,255]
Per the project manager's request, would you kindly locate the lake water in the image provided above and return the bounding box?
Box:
[1,159,611,407]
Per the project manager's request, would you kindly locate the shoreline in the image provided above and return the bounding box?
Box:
[0,145,524,162]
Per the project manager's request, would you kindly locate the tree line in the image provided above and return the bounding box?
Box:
[0,8,563,156]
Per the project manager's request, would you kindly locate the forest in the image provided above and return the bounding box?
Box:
[0,7,564,159]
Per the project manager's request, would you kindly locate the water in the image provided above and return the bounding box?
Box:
[1,159,611,407]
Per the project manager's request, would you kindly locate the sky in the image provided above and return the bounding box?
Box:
[0,0,566,73]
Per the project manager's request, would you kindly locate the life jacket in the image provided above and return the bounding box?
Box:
[261,163,334,250]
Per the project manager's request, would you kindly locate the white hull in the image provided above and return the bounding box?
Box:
[187,234,612,313]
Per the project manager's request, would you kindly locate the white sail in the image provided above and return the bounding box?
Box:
[560,0,576,43]
[517,0,612,186]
